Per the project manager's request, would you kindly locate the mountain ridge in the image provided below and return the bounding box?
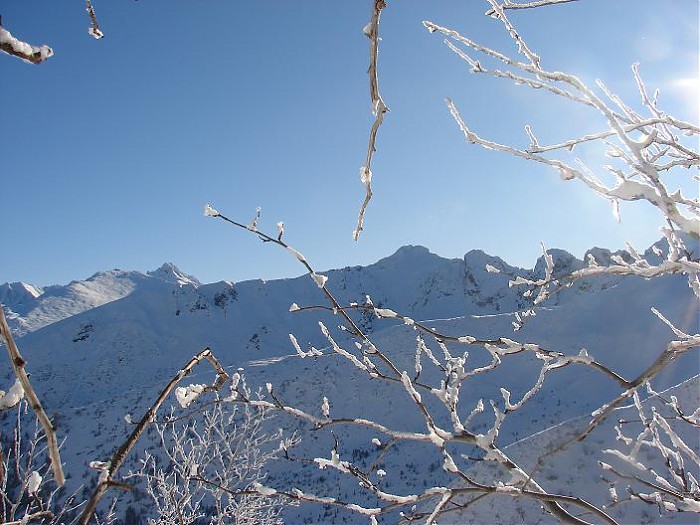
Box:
[0,240,646,338]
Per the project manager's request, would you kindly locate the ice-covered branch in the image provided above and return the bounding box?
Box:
[354,0,390,241]
[206,205,406,383]
[424,16,699,239]
[85,0,104,39]
[0,21,53,64]
[485,0,578,16]
[601,387,700,514]
[290,301,633,388]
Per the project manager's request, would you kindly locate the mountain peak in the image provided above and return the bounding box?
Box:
[382,245,436,262]
[147,263,200,287]
[0,281,43,306]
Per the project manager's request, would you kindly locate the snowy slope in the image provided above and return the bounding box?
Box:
[0,240,697,524]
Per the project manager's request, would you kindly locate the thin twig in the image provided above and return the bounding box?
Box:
[354,0,389,241]
[485,0,578,16]
[85,0,104,39]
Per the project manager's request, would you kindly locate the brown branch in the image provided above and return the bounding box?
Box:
[354,0,389,241]
[78,347,229,524]
[0,306,64,486]
[1,510,55,525]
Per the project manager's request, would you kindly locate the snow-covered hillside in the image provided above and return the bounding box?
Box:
[0,240,697,524]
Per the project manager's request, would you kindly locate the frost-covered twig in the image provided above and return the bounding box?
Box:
[292,301,632,388]
[206,205,404,382]
[0,19,53,64]
[532,324,700,484]
[227,355,610,523]
[192,466,617,525]
[354,0,389,241]
[424,10,699,239]
[130,397,294,524]
[78,347,229,524]
[0,306,64,487]
[85,0,104,39]
[0,404,84,524]
[485,0,578,16]
[600,386,700,514]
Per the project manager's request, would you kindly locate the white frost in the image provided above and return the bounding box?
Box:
[88,27,104,39]
[374,308,398,318]
[0,27,53,63]
[27,471,42,494]
[359,166,372,184]
[203,203,220,217]
[252,481,277,496]
[175,384,206,408]
[289,334,307,358]
[311,272,328,289]
[314,449,351,474]
[0,379,25,410]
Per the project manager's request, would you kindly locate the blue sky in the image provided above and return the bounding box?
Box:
[1,1,698,286]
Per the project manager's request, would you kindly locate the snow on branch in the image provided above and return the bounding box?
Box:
[0,21,53,64]
[424,5,699,240]
[353,0,390,241]
[85,0,104,39]
[484,0,578,16]
[206,205,406,381]
[601,387,700,514]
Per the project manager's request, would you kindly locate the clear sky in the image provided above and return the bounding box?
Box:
[1,1,698,286]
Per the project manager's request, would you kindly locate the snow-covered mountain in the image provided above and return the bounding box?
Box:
[0,241,697,524]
